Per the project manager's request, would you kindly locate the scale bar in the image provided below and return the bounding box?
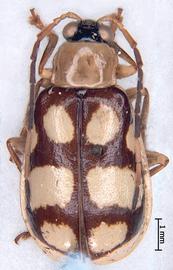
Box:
[155,218,163,251]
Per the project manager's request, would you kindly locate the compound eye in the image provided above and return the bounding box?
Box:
[99,24,114,41]
[63,22,79,39]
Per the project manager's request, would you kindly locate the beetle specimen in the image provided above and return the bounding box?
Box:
[7,8,169,264]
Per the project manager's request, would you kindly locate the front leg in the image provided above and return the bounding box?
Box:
[110,41,137,79]
[109,8,123,36]
[116,64,137,79]
[29,9,58,79]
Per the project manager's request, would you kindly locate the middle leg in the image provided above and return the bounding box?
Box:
[126,87,169,176]
[126,87,149,145]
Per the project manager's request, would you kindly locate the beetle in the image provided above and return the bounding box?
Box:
[7,8,169,264]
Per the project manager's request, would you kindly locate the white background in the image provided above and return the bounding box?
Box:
[0,0,173,269]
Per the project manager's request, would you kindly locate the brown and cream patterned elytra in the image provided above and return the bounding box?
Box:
[22,86,147,262]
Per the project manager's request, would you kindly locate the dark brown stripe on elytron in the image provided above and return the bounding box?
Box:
[27,86,144,257]
[25,179,65,254]
[81,178,144,258]
[30,196,144,259]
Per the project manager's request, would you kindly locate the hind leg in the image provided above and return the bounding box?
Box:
[146,151,169,176]
[14,231,31,245]
[7,131,26,172]
[6,129,31,243]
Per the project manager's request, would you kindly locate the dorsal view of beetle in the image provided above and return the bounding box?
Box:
[7,7,169,264]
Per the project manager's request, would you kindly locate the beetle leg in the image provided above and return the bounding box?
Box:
[29,8,44,29]
[37,12,81,41]
[6,136,26,172]
[107,41,137,78]
[109,41,137,68]
[140,88,149,144]
[30,10,81,69]
[126,89,168,176]
[29,12,81,131]
[126,87,149,106]
[38,32,58,78]
[98,15,143,138]
[14,231,31,245]
[29,9,58,78]
[146,151,169,176]
[116,64,137,79]
[126,87,149,145]
[109,8,123,36]
[126,87,138,101]
[35,78,52,98]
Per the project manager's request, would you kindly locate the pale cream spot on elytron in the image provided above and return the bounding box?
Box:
[135,183,144,209]
[30,125,38,152]
[86,104,120,145]
[89,222,128,253]
[29,166,74,209]
[43,105,74,143]
[87,166,135,209]
[41,222,77,252]
[126,124,135,152]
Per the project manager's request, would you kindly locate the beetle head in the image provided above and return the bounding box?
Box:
[63,20,114,42]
